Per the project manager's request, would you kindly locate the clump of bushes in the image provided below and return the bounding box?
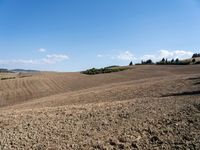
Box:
[175,61,190,65]
[1,77,16,80]
[81,67,128,75]
[104,65,119,69]
[141,59,154,64]
[135,59,154,65]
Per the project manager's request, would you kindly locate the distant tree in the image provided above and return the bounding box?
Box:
[171,59,174,63]
[140,59,154,65]
[129,61,133,66]
[146,59,153,64]
[156,58,166,65]
[192,53,197,58]
[175,58,179,63]
[165,59,168,64]
[192,58,196,64]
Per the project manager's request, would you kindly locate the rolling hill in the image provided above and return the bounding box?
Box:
[0,65,200,149]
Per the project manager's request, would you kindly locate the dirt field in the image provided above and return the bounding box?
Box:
[0,65,200,149]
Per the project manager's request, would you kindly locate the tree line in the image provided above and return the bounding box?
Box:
[133,53,200,65]
[135,58,182,65]
[192,53,200,58]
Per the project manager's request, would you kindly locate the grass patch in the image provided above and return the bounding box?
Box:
[162,90,200,97]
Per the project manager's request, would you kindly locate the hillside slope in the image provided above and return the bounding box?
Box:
[0,65,200,149]
[1,65,200,107]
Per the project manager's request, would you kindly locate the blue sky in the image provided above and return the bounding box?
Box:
[0,0,200,71]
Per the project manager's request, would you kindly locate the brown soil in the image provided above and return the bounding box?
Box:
[0,65,200,149]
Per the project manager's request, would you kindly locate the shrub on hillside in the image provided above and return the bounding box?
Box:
[192,59,196,64]
[195,61,200,64]
[104,65,119,69]
[135,59,154,65]
[1,77,16,80]
[81,67,128,75]
[176,61,190,65]
[141,59,154,64]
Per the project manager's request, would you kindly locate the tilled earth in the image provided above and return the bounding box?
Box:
[0,97,200,149]
[0,67,200,149]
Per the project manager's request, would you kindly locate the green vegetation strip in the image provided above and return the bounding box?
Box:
[1,77,16,80]
[81,67,128,75]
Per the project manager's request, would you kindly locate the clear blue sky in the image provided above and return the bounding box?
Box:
[0,0,200,71]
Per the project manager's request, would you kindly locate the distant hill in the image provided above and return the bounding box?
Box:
[0,68,40,73]
[0,68,11,73]
[10,69,40,73]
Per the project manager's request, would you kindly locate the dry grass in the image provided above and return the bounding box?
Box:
[0,65,200,149]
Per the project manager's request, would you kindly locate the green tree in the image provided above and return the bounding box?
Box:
[161,58,165,62]
[192,58,196,64]
[146,59,153,64]
[129,61,133,66]
[175,58,179,63]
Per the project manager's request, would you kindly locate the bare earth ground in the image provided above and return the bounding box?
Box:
[0,65,200,149]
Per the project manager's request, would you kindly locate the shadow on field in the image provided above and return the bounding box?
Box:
[162,90,200,97]
[162,76,200,97]
[187,76,200,80]
[187,76,200,85]
[194,82,200,85]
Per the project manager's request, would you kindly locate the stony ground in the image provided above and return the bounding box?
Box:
[0,65,200,149]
